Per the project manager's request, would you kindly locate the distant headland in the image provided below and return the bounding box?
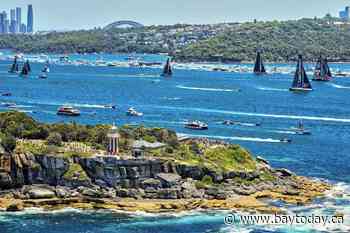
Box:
[1,17,350,63]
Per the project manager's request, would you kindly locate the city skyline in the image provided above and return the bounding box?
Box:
[0,4,33,33]
[0,0,350,31]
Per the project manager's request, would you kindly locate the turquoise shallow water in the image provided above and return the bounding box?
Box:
[0,53,350,232]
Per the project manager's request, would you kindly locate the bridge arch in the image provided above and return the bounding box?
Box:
[104,21,144,30]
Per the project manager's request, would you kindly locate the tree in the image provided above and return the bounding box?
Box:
[1,134,16,153]
[47,132,63,146]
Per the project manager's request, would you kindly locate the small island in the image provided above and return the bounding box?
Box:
[0,112,330,213]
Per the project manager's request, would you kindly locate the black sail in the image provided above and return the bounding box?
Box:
[291,55,312,89]
[313,56,332,81]
[324,58,332,77]
[21,60,31,75]
[9,57,18,73]
[253,51,266,74]
[162,58,172,76]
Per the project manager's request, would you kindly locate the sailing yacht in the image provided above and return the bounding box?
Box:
[8,56,19,74]
[290,120,311,135]
[312,57,332,81]
[20,60,31,77]
[161,58,173,77]
[39,62,50,79]
[289,55,313,92]
[253,51,266,75]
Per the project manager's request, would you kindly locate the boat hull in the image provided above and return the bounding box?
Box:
[185,126,208,130]
[289,87,313,92]
[57,112,80,116]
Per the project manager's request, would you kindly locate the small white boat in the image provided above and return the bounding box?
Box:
[280,138,292,143]
[126,107,143,117]
[185,120,208,130]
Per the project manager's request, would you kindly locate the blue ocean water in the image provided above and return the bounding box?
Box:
[0,54,350,232]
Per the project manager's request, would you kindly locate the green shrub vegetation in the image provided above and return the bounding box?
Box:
[176,18,350,62]
[63,163,89,181]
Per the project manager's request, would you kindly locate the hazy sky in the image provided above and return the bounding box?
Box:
[1,0,349,31]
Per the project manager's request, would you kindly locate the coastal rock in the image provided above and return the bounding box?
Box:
[0,172,13,188]
[275,168,295,177]
[55,186,71,198]
[26,187,56,199]
[176,165,204,180]
[141,178,162,189]
[157,188,179,199]
[156,173,181,188]
[5,200,24,212]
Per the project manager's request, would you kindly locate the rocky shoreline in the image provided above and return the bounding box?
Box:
[0,112,331,214]
[0,152,330,214]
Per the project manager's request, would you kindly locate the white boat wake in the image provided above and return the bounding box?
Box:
[154,106,350,123]
[182,133,283,143]
[255,86,288,92]
[328,83,350,89]
[176,85,240,92]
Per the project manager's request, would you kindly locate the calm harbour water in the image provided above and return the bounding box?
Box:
[0,54,349,232]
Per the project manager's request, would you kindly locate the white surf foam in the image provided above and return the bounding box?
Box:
[176,85,240,92]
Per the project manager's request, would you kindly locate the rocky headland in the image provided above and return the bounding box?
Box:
[0,112,330,214]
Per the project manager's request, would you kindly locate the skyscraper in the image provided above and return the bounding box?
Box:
[27,5,33,33]
[339,6,350,20]
[0,13,4,33]
[1,11,8,33]
[16,7,21,33]
[10,9,16,33]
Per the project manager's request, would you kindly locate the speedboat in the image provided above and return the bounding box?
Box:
[185,120,208,130]
[105,105,117,110]
[57,106,80,116]
[1,92,12,97]
[280,138,292,143]
[38,72,48,79]
[222,120,260,127]
[126,107,143,117]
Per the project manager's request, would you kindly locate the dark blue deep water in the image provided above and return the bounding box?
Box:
[0,54,349,232]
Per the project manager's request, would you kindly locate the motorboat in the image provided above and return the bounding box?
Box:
[185,120,208,130]
[280,138,292,143]
[222,120,261,127]
[1,92,12,97]
[104,105,117,110]
[57,106,80,116]
[126,107,143,117]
